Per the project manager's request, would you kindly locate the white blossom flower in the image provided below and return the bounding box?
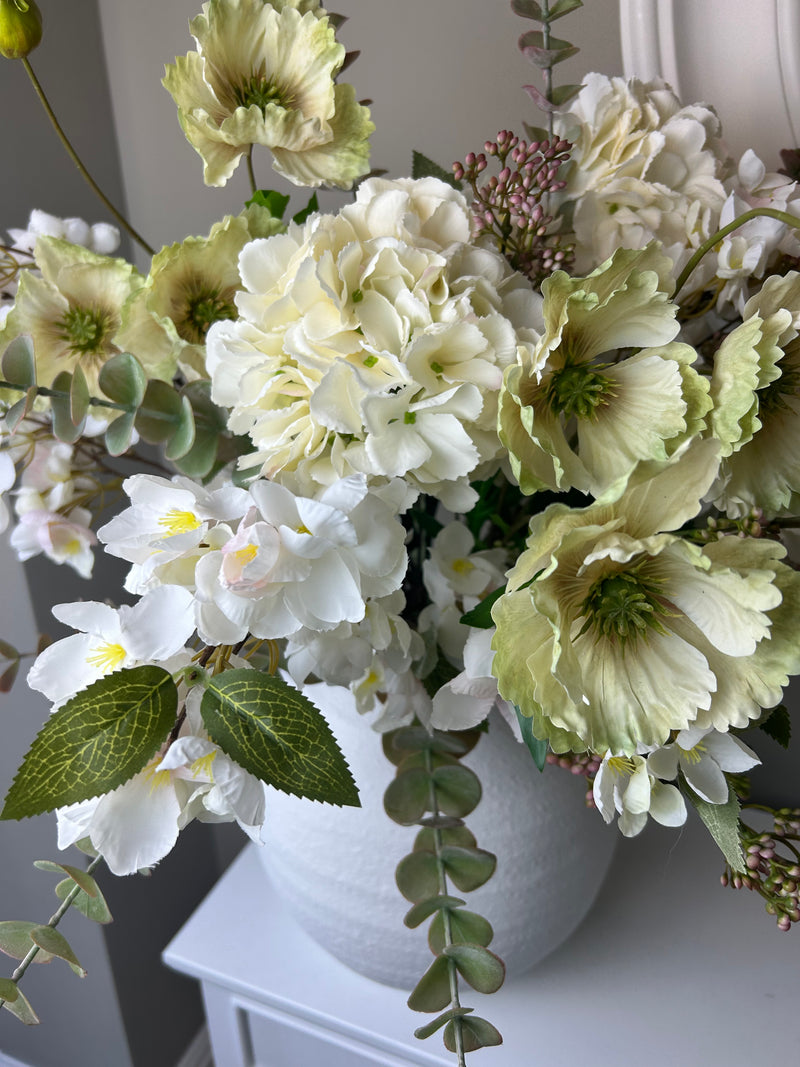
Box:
[7,210,120,257]
[27,586,196,707]
[0,450,15,532]
[647,726,760,804]
[431,627,514,732]
[10,507,97,578]
[593,752,686,837]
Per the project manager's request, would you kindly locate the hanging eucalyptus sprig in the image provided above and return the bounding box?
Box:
[383,725,505,1063]
[512,0,583,140]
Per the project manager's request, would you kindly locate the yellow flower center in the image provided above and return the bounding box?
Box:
[452,557,475,575]
[234,544,258,565]
[678,742,706,765]
[85,641,127,672]
[159,509,201,535]
[191,751,217,780]
[607,755,637,778]
[296,523,311,535]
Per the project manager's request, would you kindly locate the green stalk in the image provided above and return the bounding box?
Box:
[247,146,258,197]
[0,855,103,1012]
[674,207,800,295]
[21,58,155,257]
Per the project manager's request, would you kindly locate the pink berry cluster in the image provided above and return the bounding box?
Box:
[546,749,601,808]
[453,130,573,285]
[722,808,800,931]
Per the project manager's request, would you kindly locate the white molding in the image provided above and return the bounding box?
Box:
[0,1053,33,1067]
[174,1025,213,1067]
[777,0,800,147]
[619,0,680,93]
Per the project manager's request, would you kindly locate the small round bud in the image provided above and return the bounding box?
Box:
[0,0,42,59]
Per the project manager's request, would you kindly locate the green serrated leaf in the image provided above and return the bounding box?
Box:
[0,977,18,1002]
[411,150,462,189]
[201,670,359,806]
[760,704,791,748]
[70,365,90,425]
[0,921,53,963]
[98,352,146,408]
[2,985,39,1024]
[292,192,318,226]
[134,379,184,444]
[414,1006,474,1040]
[428,908,494,954]
[384,766,432,825]
[50,372,85,443]
[246,189,291,219]
[443,1015,503,1053]
[395,850,440,903]
[404,895,465,930]
[1,334,35,386]
[442,943,505,994]
[516,707,548,770]
[460,586,505,629]
[407,955,452,1013]
[54,878,112,924]
[432,764,481,818]
[684,779,745,872]
[104,411,136,456]
[1,667,178,820]
[164,394,196,461]
[33,861,97,897]
[441,845,496,892]
[30,926,85,977]
[415,825,476,853]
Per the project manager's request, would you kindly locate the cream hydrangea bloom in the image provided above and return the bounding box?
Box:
[207,177,542,510]
[498,244,711,497]
[707,272,800,517]
[491,440,800,755]
[163,0,373,188]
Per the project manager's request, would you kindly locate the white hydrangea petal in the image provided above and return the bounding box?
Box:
[89,771,182,876]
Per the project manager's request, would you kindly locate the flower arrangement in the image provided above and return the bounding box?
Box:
[1,0,800,1061]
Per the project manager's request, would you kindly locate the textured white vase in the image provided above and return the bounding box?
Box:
[619,0,800,165]
[258,683,616,989]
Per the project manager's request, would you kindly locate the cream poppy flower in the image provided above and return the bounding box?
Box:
[491,440,800,755]
[498,244,711,497]
[163,0,373,189]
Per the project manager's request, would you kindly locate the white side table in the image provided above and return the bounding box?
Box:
[164,817,799,1067]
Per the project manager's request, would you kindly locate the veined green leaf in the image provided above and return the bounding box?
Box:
[759,704,791,748]
[200,670,359,806]
[460,586,505,629]
[0,667,178,820]
[292,192,318,226]
[246,189,291,219]
[683,779,745,872]
[411,150,462,189]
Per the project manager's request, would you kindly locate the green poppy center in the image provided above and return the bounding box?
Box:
[581,569,670,644]
[234,73,292,114]
[543,360,615,420]
[179,288,237,344]
[59,306,110,355]
[758,361,800,417]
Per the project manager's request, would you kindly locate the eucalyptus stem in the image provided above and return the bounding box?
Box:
[20,58,155,257]
[425,747,466,1067]
[541,0,554,142]
[0,855,103,1012]
[674,207,800,295]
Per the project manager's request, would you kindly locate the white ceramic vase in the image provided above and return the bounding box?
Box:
[258,683,616,989]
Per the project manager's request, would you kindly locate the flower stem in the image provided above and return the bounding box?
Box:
[20,58,155,257]
[0,855,103,1011]
[674,207,800,296]
[247,147,258,196]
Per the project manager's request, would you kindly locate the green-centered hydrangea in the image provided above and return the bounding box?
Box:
[498,244,711,498]
[163,0,373,189]
[491,439,800,755]
[707,271,800,518]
